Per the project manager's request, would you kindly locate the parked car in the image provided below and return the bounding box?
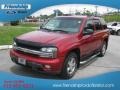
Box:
[10,16,109,79]
[107,22,120,35]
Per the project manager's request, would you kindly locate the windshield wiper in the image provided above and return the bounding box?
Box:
[53,30,69,33]
[41,27,52,31]
[41,28,69,33]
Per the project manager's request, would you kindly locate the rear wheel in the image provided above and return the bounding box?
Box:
[99,41,107,57]
[117,30,120,36]
[60,52,78,79]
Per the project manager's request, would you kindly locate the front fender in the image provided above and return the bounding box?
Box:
[58,42,80,57]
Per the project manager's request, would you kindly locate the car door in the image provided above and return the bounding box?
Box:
[80,19,96,57]
[92,19,105,51]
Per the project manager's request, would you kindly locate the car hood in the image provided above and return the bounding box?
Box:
[17,30,73,45]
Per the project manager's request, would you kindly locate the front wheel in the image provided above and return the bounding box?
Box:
[60,52,78,79]
[98,41,107,57]
[117,30,120,36]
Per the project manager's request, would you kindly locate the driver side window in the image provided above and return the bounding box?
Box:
[83,20,94,34]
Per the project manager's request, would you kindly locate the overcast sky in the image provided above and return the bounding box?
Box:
[31,4,117,17]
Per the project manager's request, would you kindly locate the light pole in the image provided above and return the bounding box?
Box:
[83,8,86,15]
[117,8,120,22]
[69,9,72,16]
[55,10,58,16]
[95,6,98,16]
[107,8,109,22]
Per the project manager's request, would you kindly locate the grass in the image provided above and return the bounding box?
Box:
[19,23,39,27]
[103,14,120,22]
[0,26,35,45]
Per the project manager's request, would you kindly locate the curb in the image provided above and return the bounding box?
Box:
[0,45,12,50]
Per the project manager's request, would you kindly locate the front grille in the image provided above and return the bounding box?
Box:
[13,38,54,57]
[14,38,43,51]
[16,42,40,50]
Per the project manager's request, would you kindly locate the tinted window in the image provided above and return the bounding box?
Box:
[85,20,94,30]
[93,19,102,30]
[100,18,107,29]
[112,23,117,26]
[83,19,94,34]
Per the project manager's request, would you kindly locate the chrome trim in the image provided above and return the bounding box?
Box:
[80,52,100,64]
[13,46,53,57]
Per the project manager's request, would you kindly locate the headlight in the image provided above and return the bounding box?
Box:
[40,47,57,58]
[41,47,57,52]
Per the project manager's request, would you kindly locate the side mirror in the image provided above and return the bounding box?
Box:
[83,28,94,35]
[40,21,46,29]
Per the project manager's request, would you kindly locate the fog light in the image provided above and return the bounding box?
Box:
[44,65,51,69]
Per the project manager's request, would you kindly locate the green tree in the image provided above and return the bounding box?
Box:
[54,9,63,16]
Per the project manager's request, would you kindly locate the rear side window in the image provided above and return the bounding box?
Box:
[85,20,94,30]
[100,18,107,29]
[83,19,94,34]
[93,19,102,31]
[112,23,117,26]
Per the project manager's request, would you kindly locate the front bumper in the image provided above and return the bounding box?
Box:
[10,49,64,74]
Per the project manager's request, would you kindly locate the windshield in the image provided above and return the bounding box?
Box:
[41,17,82,33]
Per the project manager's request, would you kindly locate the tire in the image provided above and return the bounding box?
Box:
[117,30,120,36]
[98,41,107,57]
[60,52,78,79]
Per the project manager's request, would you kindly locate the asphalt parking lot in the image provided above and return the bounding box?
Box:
[0,35,120,80]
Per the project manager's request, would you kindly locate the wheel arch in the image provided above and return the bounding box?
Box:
[65,48,81,67]
[103,37,109,49]
[117,29,120,35]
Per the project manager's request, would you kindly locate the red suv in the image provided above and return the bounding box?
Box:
[10,16,109,79]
